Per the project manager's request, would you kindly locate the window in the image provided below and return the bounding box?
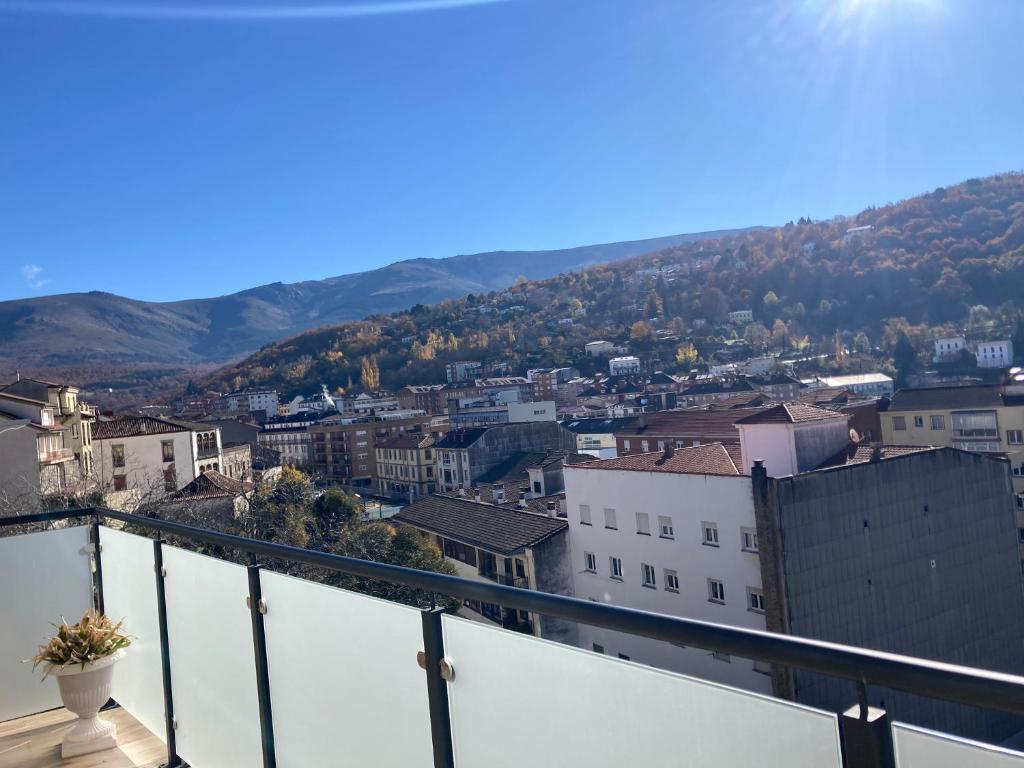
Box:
[533,481,542,494]
[163,469,176,492]
[741,527,759,553]
[636,512,650,535]
[892,416,907,431]
[113,475,127,491]
[747,587,766,613]
[609,557,623,580]
[623,440,631,452]
[930,415,945,430]
[664,569,679,592]
[640,440,649,452]
[641,563,656,588]
[1008,430,1024,445]
[579,504,592,525]
[604,508,617,529]
[592,643,604,654]
[584,552,597,572]
[913,415,924,428]
[111,444,125,468]
[702,521,719,546]
[708,578,725,603]
[658,515,674,538]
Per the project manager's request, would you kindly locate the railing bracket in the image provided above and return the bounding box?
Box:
[439,657,455,682]
[416,650,427,670]
[246,596,268,614]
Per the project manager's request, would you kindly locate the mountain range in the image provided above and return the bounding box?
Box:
[0,228,755,370]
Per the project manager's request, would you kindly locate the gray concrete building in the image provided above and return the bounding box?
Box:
[753,446,1024,742]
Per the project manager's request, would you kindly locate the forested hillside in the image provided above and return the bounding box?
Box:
[198,173,1024,399]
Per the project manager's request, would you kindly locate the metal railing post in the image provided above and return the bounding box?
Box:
[420,607,455,768]
[840,682,895,768]
[153,538,186,768]
[90,512,105,615]
[246,559,277,768]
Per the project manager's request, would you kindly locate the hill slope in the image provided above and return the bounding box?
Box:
[0,229,753,369]
[200,172,1024,398]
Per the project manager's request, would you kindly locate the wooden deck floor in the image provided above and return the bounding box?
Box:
[0,707,164,768]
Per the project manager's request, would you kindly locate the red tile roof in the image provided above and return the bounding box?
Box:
[569,443,744,476]
[735,403,846,425]
[93,416,188,439]
[168,470,252,501]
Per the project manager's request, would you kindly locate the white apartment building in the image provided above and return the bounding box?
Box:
[221,389,279,415]
[585,340,615,357]
[727,310,753,325]
[804,373,894,398]
[92,417,219,507]
[608,356,641,376]
[563,444,771,693]
[933,336,967,363]
[977,340,1014,369]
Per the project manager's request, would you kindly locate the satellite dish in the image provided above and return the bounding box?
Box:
[849,428,861,443]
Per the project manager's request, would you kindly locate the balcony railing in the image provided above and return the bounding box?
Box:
[37,447,74,463]
[196,446,220,459]
[3,508,1024,768]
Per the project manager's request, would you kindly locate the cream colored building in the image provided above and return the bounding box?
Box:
[0,378,95,479]
[375,433,437,502]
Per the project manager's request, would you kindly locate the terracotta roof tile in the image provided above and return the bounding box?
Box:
[93,416,189,439]
[569,443,743,476]
[735,403,846,425]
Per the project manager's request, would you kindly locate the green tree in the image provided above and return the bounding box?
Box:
[893,331,918,388]
[744,322,770,352]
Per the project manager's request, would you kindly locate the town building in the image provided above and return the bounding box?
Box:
[805,373,894,398]
[445,360,483,383]
[448,399,557,429]
[727,310,753,325]
[218,389,279,419]
[340,392,401,416]
[565,431,1024,741]
[434,421,578,493]
[310,411,437,487]
[585,340,615,357]
[614,408,772,456]
[934,336,968,363]
[0,396,80,505]
[529,367,579,404]
[560,416,638,458]
[159,469,254,525]
[843,224,873,241]
[92,416,221,508]
[374,433,438,501]
[749,373,804,401]
[396,384,447,414]
[681,377,760,407]
[976,340,1014,368]
[608,356,642,376]
[0,379,95,479]
[394,494,576,643]
[258,411,330,471]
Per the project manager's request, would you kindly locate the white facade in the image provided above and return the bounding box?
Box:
[977,340,1014,369]
[736,417,849,478]
[585,340,615,357]
[815,373,894,397]
[563,465,770,693]
[93,430,198,507]
[741,356,775,376]
[608,356,641,376]
[506,401,556,424]
[933,336,967,363]
[727,310,753,325]
[223,389,279,414]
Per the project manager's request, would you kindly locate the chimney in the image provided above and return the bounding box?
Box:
[662,442,675,460]
[494,483,505,503]
[518,491,528,509]
[870,445,883,463]
[457,484,466,497]
[473,488,481,502]
[546,500,558,518]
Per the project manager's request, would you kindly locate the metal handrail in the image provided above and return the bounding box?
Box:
[5,506,1024,718]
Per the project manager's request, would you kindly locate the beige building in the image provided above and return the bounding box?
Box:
[0,396,80,505]
[374,433,438,501]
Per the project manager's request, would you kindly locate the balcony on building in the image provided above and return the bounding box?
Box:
[3,508,1024,768]
[37,446,74,464]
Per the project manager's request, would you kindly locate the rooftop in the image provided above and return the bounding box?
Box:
[816,443,935,469]
[570,442,744,477]
[168,469,252,501]
[93,416,188,440]
[560,416,639,434]
[887,384,1004,412]
[394,494,568,555]
[377,432,436,450]
[734,403,847,425]
[615,407,773,438]
[434,427,489,449]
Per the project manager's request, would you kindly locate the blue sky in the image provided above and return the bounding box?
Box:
[1,0,1022,302]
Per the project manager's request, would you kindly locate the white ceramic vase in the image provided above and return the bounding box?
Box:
[53,649,126,758]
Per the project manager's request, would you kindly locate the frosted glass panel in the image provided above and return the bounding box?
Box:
[162,545,262,768]
[0,526,92,722]
[442,616,843,767]
[100,527,165,742]
[893,723,1024,767]
[261,572,433,767]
